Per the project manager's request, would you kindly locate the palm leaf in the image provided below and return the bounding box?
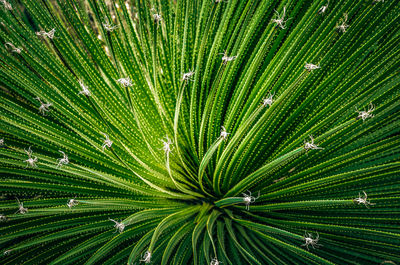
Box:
[1,0,399,264]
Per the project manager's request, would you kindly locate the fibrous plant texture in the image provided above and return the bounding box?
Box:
[1,0,400,264]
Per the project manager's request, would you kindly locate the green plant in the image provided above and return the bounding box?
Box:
[1,0,399,264]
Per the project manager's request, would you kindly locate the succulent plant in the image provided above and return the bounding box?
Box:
[1,0,399,264]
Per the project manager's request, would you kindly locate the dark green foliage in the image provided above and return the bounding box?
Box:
[1,0,400,264]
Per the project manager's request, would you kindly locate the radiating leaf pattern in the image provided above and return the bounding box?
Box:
[1,0,399,264]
